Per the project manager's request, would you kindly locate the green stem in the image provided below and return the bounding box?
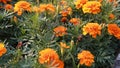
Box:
[69,52,77,68]
[77,64,80,68]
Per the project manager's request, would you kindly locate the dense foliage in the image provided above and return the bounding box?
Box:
[0,0,120,68]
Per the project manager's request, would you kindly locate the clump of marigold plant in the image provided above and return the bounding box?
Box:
[38,48,64,68]
[82,1,101,14]
[39,4,55,13]
[77,50,94,67]
[53,26,67,37]
[108,23,120,39]
[82,23,101,38]
[69,18,80,25]
[74,0,88,9]
[14,1,31,15]
[0,43,7,57]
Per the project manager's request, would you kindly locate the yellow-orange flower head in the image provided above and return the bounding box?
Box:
[38,48,64,68]
[108,24,120,39]
[82,1,101,14]
[0,43,7,57]
[14,1,31,15]
[54,26,67,37]
[78,50,94,67]
[82,23,101,38]
[74,0,88,9]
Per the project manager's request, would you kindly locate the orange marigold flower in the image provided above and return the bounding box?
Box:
[38,48,59,64]
[0,43,7,57]
[38,48,64,68]
[74,0,88,9]
[82,1,101,14]
[78,50,94,67]
[108,24,120,39]
[69,18,80,25]
[39,4,55,13]
[5,4,13,10]
[82,23,101,38]
[14,1,31,15]
[109,13,115,19]
[0,0,11,4]
[54,26,67,37]
[61,17,67,23]
[60,7,72,17]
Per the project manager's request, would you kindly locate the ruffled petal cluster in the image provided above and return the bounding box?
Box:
[78,50,94,66]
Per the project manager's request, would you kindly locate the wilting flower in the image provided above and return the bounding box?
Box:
[60,7,72,17]
[82,23,101,38]
[69,18,80,25]
[39,4,55,13]
[109,13,115,19]
[60,42,70,49]
[0,43,7,57]
[61,17,67,23]
[5,4,13,10]
[38,48,64,68]
[14,1,31,15]
[54,26,67,37]
[78,50,94,66]
[82,1,101,14]
[108,24,120,39]
[74,0,88,9]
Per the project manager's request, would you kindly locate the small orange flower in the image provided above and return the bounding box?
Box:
[0,43,7,57]
[54,26,67,37]
[74,0,88,9]
[5,4,13,10]
[60,42,70,48]
[108,24,120,39]
[78,50,94,67]
[82,1,101,14]
[38,48,64,68]
[82,23,101,38]
[14,1,31,15]
[109,13,115,19]
[39,4,55,13]
[60,7,72,17]
[61,17,67,23]
[69,18,80,25]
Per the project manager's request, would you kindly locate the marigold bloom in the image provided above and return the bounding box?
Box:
[54,26,67,37]
[69,18,80,25]
[82,1,101,14]
[60,7,72,16]
[61,17,67,23]
[78,50,94,66]
[39,4,55,13]
[32,6,40,12]
[108,24,120,39]
[0,0,11,4]
[74,0,88,9]
[38,48,64,68]
[109,13,115,19]
[82,23,101,38]
[14,1,31,15]
[0,43,7,57]
[38,48,59,64]
[5,4,13,10]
